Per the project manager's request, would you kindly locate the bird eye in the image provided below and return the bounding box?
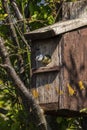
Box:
[36,48,40,51]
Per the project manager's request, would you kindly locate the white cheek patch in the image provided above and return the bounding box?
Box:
[36,54,43,61]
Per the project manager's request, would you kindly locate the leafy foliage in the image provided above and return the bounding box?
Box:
[0,80,23,130]
[56,117,82,130]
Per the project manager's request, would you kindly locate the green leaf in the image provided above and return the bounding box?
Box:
[0,13,8,20]
[56,117,63,124]
[11,122,20,130]
[44,13,47,19]
[80,108,87,113]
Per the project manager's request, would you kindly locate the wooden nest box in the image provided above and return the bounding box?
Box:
[25,1,87,116]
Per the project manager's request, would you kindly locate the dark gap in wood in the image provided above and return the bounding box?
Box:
[45,109,87,117]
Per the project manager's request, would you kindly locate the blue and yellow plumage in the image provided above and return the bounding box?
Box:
[36,54,51,64]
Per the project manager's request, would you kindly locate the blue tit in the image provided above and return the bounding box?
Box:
[36,54,51,65]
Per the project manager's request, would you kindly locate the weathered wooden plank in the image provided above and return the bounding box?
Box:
[62,28,87,111]
[34,72,60,104]
[59,0,87,111]
[31,36,62,105]
[32,66,61,74]
[62,0,87,20]
[25,17,87,40]
[40,103,59,111]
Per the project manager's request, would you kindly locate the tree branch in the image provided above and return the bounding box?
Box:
[10,3,31,50]
[2,0,26,75]
[2,0,19,47]
[10,0,30,32]
[55,0,64,22]
[2,1,33,118]
[0,37,50,130]
[14,23,31,50]
[0,64,9,68]
[10,0,23,20]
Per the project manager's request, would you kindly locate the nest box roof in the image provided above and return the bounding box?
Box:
[25,17,87,40]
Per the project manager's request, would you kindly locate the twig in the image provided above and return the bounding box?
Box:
[10,0,23,20]
[2,0,25,75]
[55,0,64,22]
[0,64,9,68]
[14,23,31,50]
[10,0,30,32]
[2,1,20,47]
